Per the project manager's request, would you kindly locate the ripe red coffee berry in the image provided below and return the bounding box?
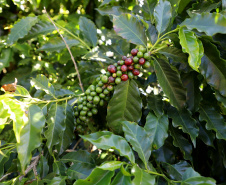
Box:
[107,65,116,73]
[131,48,138,56]
[139,58,146,65]
[128,65,134,71]
[132,69,140,76]
[108,76,115,83]
[121,65,128,72]
[122,56,127,61]
[121,74,128,81]
[125,58,133,65]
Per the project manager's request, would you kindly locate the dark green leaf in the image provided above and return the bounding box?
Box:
[197,121,215,147]
[0,150,10,177]
[44,103,66,154]
[146,22,158,45]
[144,112,168,149]
[187,1,220,15]
[199,104,226,140]
[122,121,151,168]
[177,0,191,13]
[154,58,186,109]
[154,0,172,34]
[31,74,55,98]
[38,156,49,179]
[111,171,132,185]
[200,39,226,97]
[113,14,147,46]
[17,104,45,172]
[107,80,142,134]
[215,91,226,108]
[147,93,163,117]
[179,28,203,71]
[167,106,198,147]
[48,176,66,185]
[131,165,155,185]
[181,12,226,36]
[7,16,39,45]
[80,131,135,164]
[0,49,12,72]
[73,168,114,185]
[79,17,97,47]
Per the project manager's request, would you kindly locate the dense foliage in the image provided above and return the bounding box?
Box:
[0,0,226,184]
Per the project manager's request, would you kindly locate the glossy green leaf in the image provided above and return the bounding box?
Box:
[107,80,142,134]
[7,16,39,45]
[20,21,55,41]
[79,17,97,47]
[131,165,155,185]
[73,168,114,185]
[61,150,95,180]
[170,126,192,161]
[38,155,49,179]
[0,49,12,72]
[48,176,66,185]
[199,104,226,140]
[37,37,80,52]
[56,104,75,155]
[17,104,45,173]
[98,161,124,171]
[200,39,226,97]
[182,72,202,112]
[167,107,198,147]
[215,91,226,108]
[111,171,132,185]
[31,74,55,98]
[154,0,172,34]
[80,131,135,164]
[122,121,151,168]
[181,12,226,36]
[147,93,163,117]
[177,0,191,13]
[154,58,186,109]
[197,121,215,147]
[179,28,203,71]
[113,14,147,46]
[44,103,66,154]
[14,85,30,97]
[144,112,168,149]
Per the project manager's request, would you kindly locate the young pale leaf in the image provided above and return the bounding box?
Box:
[107,80,142,134]
[0,49,12,72]
[200,39,226,97]
[14,85,31,97]
[179,28,203,72]
[98,161,124,171]
[122,121,152,168]
[31,74,55,98]
[167,107,198,147]
[7,16,39,45]
[113,14,147,46]
[79,17,98,47]
[181,12,226,36]
[144,112,168,149]
[73,168,114,185]
[131,165,155,185]
[44,103,66,154]
[170,126,192,161]
[37,37,80,52]
[20,21,55,41]
[17,104,45,173]
[154,0,172,34]
[0,100,10,125]
[111,171,132,185]
[199,104,226,140]
[154,58,186,109]
[80,131,135,164]
[56,104,75,155]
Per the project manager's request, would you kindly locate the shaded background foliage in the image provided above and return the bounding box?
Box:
[0,0,226,184]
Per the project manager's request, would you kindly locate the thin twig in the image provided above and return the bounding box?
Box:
[0,172,13,182]
[66,138,83,152]
[19,155,40,181]
[43,7,84,93]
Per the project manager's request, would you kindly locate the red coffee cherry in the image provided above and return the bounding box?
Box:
[121,74,129,81]
[107,65,117,73]
[132,69,140,76]
[121,65,128,72]
[125,58,133,65]
[131,48,138,56]
[108,76,115,83]
[122,56,127,61]
[139,58,146,65]
[128,65,134,71]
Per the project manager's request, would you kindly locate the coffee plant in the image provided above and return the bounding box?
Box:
[0,0,226,184]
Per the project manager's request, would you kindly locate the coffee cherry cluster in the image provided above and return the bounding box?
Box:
[74,46,151,134]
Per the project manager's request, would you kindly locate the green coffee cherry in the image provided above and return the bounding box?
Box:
[83,106,88,111]
[128,71,134,79]
[87,102,93,108]
[104,96,110,101]
[112,73,117,78]
[105,72,111,77]
[139,46,146,53]
[96,77,101,82]
[79,116,86,121]
[101,75,108,83]
[78,104,83,110]
[137,51,143,58]
[107,85,114,91]
[115,77,121,84]
[144,52,150,60]
[80,110,87,116]
[133,56,139,63]
[87,96,93,101]
[103,89,110,95]
[117,66,121,71]
[116,71,122,77]
[93,96,100,104]
[74,111,79,117]
[87,111,93,117]
[99,93,106,99]
[134,64,141,69]
[113,63,118,67]
[89,85,96,91]
[76,118,81,124]
[83,101,87,105]
[77,125,82,130]
[98,81,104,87]
[92,108,98,114]
[99,99,104,106]
[85,89,91,95]
[90,91,97,96]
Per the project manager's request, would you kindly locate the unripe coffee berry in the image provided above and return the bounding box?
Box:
[101,75,108,83]
[128,71,134,79]
[93,96,100,104]
[98,81,104,87]
[108,76,115,83]
[143,61,151,69]
[144,52,151,60]
[85,89,91,95]
[87,96,93,101]
[117,66,121,71]
[139,46,146,53]
[133,56,139,63]
[103,89,110,95]
[96,87,102,93]
[99,93,105,99]
[92,108,98,115]
[106,72,111,76]
[137,51,143,58]
[134,64,141,69]
[131,48,138,56]
[90,91,97,96]
[115,77,121,84]
[118,60,124,65]
[121,74,129,81]
[99,99,104,106]
[121,65,128,72]
[89,85,95,91]
[116,71,122,77]
[125,58,133,65]
[107,65,116,73]
[87,111,92,117]
[128,65,134,71]
[107,85,114,91]
[112,73,117,78]
[139,58,146,65]
[133,69,140,76]
[113,63,118,67]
